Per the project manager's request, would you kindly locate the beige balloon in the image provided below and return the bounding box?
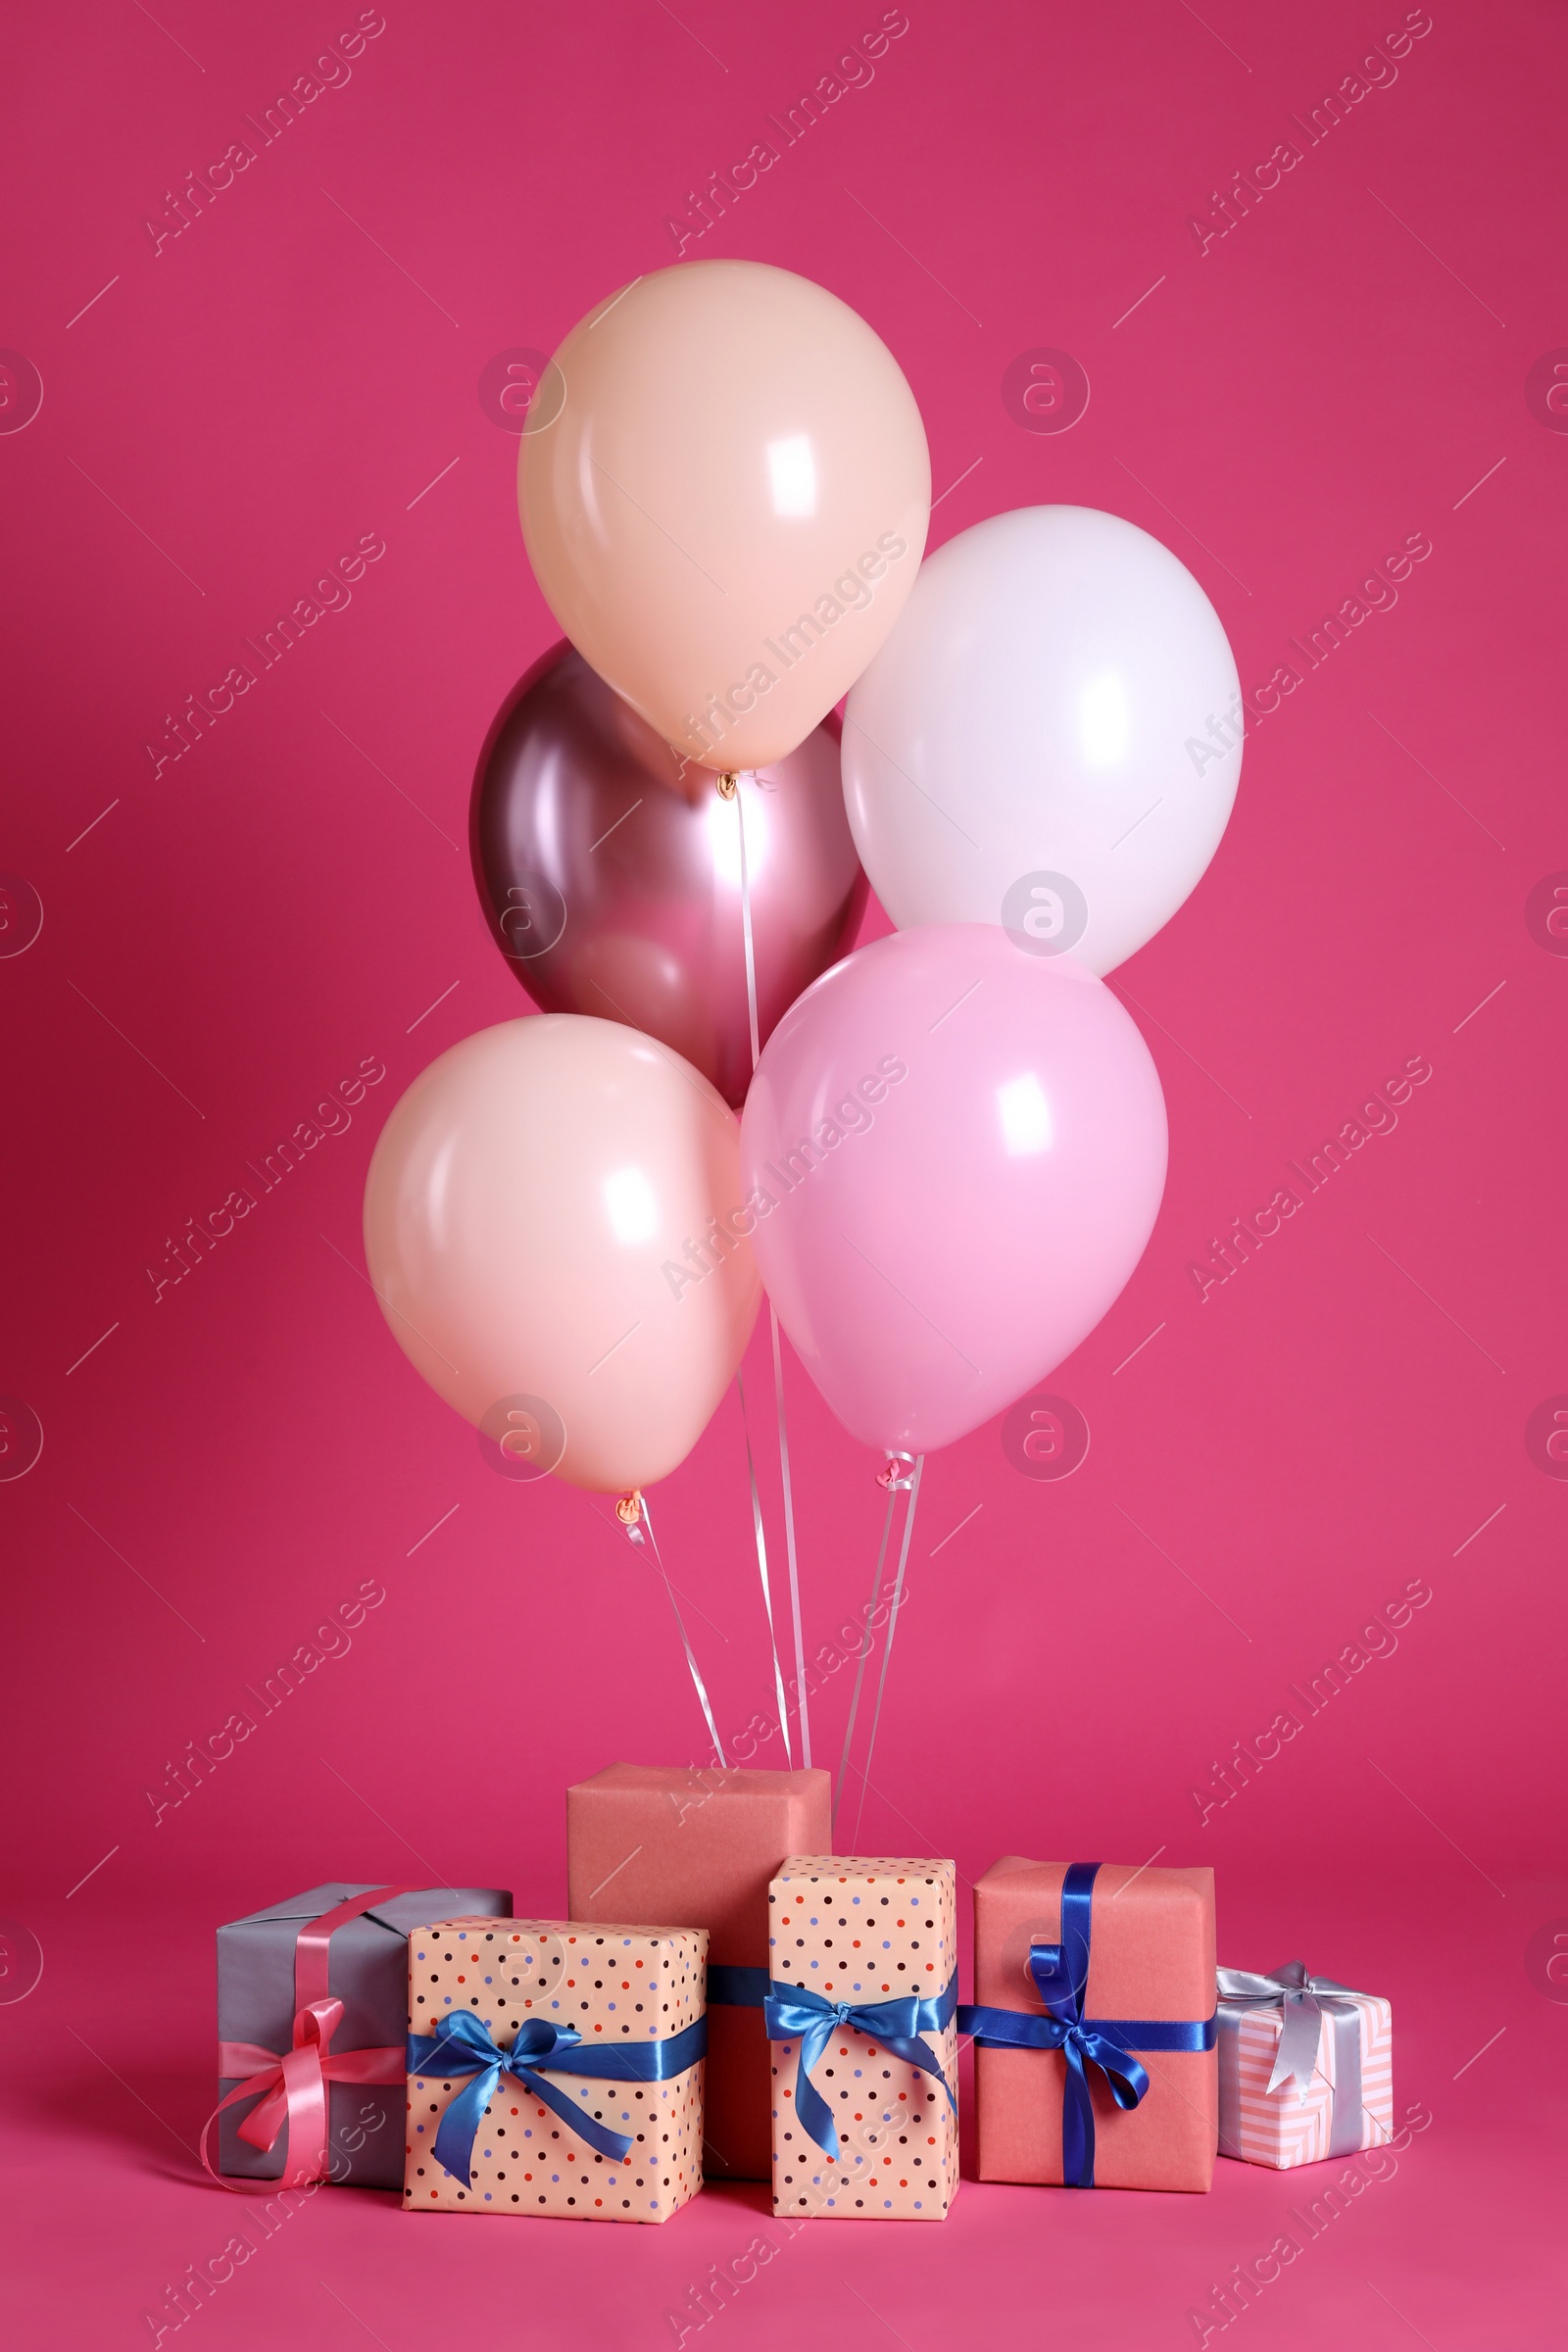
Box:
[518,261,931,771]
[363,1017,760,1494]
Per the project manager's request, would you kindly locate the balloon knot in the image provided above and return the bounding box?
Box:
[876,1452,917,1492]
[615,1490,644,1528]
[714,771,739,800]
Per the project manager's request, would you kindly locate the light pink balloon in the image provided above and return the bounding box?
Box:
[364,1017,760,1494]
[738,926,1167,1455]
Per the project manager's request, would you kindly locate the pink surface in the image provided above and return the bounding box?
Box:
[2,0,1565,2344]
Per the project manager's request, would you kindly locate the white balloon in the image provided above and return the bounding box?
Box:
[842,506,1242,975]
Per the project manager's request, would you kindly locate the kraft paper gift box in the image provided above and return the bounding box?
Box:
[567,1761,831,2180]
[767,1854,959,2220]
[1215,1963,1393,2168]
[214,1883,512,2189]
[960,1858,1217,2192]
[404,1916,707,2222]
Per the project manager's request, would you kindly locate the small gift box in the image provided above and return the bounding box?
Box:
[213,1883,512,2189]
[765,1855,958,2220]
[960,1858,1217,2191]
[404,1917,708,2222]
[1216,1963,1393,2168]
[566,1761,831,2180]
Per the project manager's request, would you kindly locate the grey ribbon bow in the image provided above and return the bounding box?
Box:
[1215,1962,1365,2159]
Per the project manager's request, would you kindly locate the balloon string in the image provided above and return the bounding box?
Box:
[832,1482,898,1829]
[733,773,762,1072]
[736,1367,792,1768]
[634,1494,727,1767]
[850,1453,924,1848]
[735,774,810,1769]
[734,781,788,1750]
[769,1307,810,1771]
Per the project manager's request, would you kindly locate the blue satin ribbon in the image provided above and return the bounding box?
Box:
[761,1973,958,2161]
[706,1965,770,2006]
[408,2011,707,2184]
[956,1862,1217,2188]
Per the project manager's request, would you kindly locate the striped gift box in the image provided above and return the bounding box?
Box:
[1218,1977,1392,2169]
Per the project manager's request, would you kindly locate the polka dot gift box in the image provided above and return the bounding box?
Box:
[766,1856,958,2221]
[405,1917,707,2223]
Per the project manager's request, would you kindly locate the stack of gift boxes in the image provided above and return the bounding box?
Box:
[210,1764,1395,2221]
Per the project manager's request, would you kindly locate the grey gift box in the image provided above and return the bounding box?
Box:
[217,1883,512,2188]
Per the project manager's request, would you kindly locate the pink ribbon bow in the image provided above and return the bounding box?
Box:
[202,1885,415,2189]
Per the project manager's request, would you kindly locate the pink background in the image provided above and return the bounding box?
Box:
[3,0,1565,2343]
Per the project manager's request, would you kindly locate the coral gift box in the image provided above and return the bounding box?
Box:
[965,1857,1217,2191]
[404,1917,707,2223]
[567,1760,831,2180]
[767,1855,959,2220]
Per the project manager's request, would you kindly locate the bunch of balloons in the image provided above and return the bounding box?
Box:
[363,261,1242,1507]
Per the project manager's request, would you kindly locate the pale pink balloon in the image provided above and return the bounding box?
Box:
[517,261,930,771]
[364,1017,760,1493]
[738,926,1167,1455]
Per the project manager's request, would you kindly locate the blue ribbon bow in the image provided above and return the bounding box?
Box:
[762,1975,958,2161]
[408,2010,707,2184]
[956,1862,1217,2188]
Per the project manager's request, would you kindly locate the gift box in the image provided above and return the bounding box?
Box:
[214,1883,511,2188]
[1216,1963,1394,2168]
[566,1761,831,2180]
[766,1854,958,2220]
[960,1857,1217,2191]
[404,1916,707,2222]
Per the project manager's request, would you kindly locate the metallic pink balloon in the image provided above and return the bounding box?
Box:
[471,645,867,1107]
[739,925,1168,1456]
